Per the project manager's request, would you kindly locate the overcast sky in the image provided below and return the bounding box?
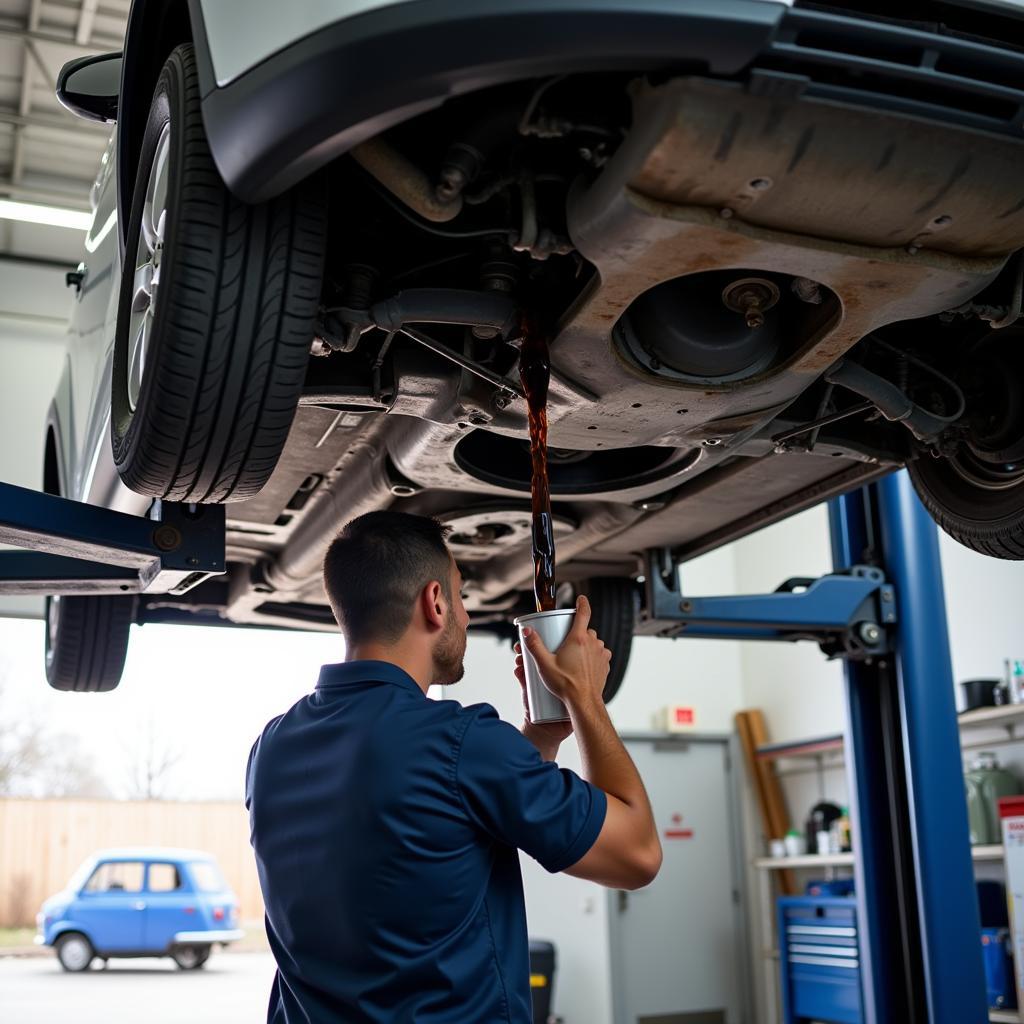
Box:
[0,616,520,803]
[0,617,350,801]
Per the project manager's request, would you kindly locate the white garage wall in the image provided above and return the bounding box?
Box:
[941,530,1024,705]
[0,259,71,619]
[732,504,846,744]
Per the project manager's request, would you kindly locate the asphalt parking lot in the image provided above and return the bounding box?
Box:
[0,951,277,1023]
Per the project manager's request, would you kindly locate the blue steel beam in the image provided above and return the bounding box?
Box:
[830,486,916,1024]
[0,481,225,596]
[638,548,894,654]
[875,471,987,1023]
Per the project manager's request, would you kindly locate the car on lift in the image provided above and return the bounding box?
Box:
[43,0,1024,694]
[36,847,242,971]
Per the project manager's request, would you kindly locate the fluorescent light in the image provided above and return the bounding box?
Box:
[0,199,91,231]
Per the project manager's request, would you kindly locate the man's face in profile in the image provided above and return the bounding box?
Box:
[433,556,469,686]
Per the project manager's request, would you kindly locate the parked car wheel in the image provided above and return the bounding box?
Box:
[171,944,211,970]
[110,42,327,504]
[556,577,638,703]
[909,453,1024,560]
[44,594,136,692]
[55,932,94,972]
[908,331,1024,560]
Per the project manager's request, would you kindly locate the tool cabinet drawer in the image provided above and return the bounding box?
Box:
[778,897,862,1024]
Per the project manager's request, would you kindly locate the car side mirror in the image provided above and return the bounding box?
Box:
[57,52,122,123]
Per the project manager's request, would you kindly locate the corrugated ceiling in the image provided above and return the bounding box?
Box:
[0,0,129,265]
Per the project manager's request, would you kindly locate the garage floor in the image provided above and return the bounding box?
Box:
[0,951,276,1023]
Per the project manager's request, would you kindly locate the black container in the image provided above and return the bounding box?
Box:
[529,939,556,1024]
[961,678,1002,711]
[805,801,842,853]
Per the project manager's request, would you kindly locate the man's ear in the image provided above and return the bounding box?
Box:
[420,580,447,632]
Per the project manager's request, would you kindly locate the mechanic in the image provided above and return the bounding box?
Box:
[246,510,661,1023]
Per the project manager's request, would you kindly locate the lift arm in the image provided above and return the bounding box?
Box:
[636,548,897,659]
[0,481,225,596]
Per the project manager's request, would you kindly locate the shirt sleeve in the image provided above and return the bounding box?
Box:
[455,704,607,873]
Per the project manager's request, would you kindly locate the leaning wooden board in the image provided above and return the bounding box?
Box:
[735,709,796,896]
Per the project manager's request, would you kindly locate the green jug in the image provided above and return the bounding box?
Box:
[965,752,1019,845]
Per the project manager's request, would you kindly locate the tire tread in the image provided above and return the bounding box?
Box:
[112,43,327,503]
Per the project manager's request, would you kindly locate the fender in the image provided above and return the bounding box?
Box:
[44,366,73,499]
[115,0,193,255]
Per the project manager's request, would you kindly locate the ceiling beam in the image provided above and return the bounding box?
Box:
[76,0,101,46]
[0,177,92,211]
[12,0,45,186]
[0,23,122,54]
[0,109,108,139]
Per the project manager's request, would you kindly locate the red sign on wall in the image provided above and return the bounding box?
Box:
[663,813,694,840]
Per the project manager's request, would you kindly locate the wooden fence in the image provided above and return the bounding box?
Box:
[0,798,263,927]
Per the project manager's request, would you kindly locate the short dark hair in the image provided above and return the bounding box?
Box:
[323,511,453,645]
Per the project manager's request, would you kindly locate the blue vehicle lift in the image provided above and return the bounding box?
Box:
[638,470,987,1024]
[0,480,224,596]
[0,470,988,1020]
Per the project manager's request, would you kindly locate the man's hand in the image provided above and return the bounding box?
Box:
[515,641,574,760]
[521,595,612,710]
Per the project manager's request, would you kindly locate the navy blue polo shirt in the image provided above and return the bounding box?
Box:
[245,660,606,1023]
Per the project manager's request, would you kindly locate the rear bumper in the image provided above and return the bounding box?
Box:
[188,0,1024,208]
[189,0,784,203]
[173,929,244,944]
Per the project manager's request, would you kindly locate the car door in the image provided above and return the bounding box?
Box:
[72,860,145,952]
[66,128,121,501]
[142,861,193,951]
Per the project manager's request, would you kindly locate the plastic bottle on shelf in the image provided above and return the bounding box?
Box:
[965,751,1020,845]
[783,829,807,857]
[1012,660,1024,705]
[832,807,852,853]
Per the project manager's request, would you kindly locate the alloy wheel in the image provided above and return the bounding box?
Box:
[127,121,171,413]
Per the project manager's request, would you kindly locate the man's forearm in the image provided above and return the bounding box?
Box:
[567,693,654,817]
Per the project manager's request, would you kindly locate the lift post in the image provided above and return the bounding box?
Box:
[638,470,986,1023]
[831,473,987,1024]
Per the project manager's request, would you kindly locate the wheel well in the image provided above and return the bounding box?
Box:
[54,928,91,946]
[43,428,61,496]
[117,0,193,252]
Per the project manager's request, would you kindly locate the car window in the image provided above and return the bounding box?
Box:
[83,861,145,894]
[147,863,182,892]
[188,861,226,892]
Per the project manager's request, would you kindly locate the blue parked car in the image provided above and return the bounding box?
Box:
[35,847,242,971]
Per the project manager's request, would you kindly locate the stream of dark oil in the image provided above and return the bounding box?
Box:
[519,317,557,613]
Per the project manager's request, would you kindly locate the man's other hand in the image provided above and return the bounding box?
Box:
[514,641,573,760]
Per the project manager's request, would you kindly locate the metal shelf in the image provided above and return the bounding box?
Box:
[958,704,1024,731]
[757,847,1002,870]
[754,853,855,870]
[972,845,1005,862]
[755,734,844,761]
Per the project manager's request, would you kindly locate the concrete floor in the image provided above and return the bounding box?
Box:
[0,951,277,1023]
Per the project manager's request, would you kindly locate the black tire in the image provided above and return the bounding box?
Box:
[55,932,95,972]
[45,594,136,692]
[171,944,211,970]
[558,577,638,703]
[908,454,1024,560]
[111,42,327,503]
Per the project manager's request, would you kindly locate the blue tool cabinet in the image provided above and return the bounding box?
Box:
[777,896,863,1024]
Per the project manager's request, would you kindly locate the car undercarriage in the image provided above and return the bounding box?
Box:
[39,1,1024,697]
[135,50,1024,644]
